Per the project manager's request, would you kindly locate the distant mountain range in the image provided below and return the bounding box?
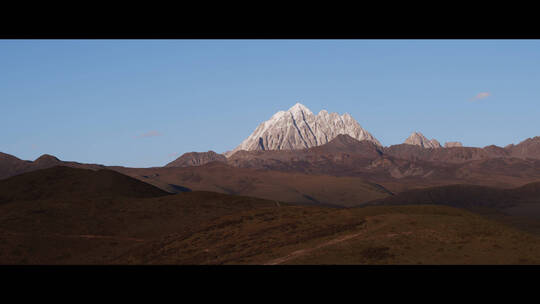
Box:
[0,152,105,180]
[166,103,540,171]
[168,133,540,173]
[224,103,495,156]
[3,102,540,203]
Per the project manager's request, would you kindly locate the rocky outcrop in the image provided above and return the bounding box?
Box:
[226,103,381,156]
[33,154,61,166]
[404,132,442,149]
[444,142,463,148]
[506,136,540,160]
[165,151,226,168]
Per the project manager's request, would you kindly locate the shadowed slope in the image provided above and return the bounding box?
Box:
[367,181,540,209]
[0,166,170,203]
[367,184,517,209]
[0,166,280,264]
[0,152,32,180]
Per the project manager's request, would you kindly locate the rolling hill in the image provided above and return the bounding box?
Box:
[0,167,280,264]
[115,204,540,265]
[0,166,170,203]
[112,161,393,207]
[3,166,540,264]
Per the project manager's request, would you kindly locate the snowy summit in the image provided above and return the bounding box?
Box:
[226,103,381,156]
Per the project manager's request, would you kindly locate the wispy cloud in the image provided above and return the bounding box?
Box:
[135,130,162,138]
[470,92,491,101]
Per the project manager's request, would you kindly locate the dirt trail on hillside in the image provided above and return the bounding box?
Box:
[1,230,145,242]
[264,231,367,265]
[263,214,417,265]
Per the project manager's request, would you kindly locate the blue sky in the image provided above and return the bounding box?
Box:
[1,40,539,167]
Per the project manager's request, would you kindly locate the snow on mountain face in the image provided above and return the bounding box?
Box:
[404,132,442,149]
[227,103,381,156]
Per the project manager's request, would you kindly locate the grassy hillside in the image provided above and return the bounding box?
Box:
[0,167,280,264]
[116,204,540,265]
[3,166,540,265]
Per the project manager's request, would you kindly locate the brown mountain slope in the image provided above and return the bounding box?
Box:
[367,184,520,209]
[309,134,383,155]
[165,151,226,168]
[368,181,540,209]
[225,135,540,192]
[365,181,540,234]
[0,166,169,203]
[0,152,33,180]
[0,152,105,180]
[3,166,540,264]
[226,134,517,173]
[383,144,510,163]
[0,191,280,264]
[507,136,540,159]
[111,162,392,207]
[116,204,540,265]
[227,134,382,171]
[3,134,540,196]
[0,166,280,264]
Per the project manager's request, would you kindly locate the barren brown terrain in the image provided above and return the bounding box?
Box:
[2,135,540,265]
[2,166,540,265]
[116,204,540,265]
[0,167,280,264]
[111,162,392,207]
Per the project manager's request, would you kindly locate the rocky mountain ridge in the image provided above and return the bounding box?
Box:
[404,132,442,148]
[165,151,226,168]
[226,103,381,156]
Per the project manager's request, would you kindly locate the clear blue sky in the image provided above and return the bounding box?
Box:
[1,40,539,167]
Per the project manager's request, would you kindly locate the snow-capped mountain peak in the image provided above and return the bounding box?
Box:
[226,103,381,156]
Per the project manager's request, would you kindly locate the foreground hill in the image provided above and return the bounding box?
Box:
[0,150,393,206]
[3,166,540,264]
[0,167,280,264]
[0,166,170,203]
[116,204,540,265]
